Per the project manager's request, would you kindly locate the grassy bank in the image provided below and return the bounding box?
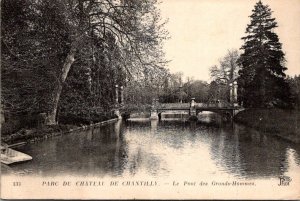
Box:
[234,108,300,144]
[1,124,77,145]
[1,113,118,145]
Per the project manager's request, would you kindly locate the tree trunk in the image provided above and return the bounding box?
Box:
[45,44,76,125]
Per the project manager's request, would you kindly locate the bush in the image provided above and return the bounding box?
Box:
[1,113,44,135]
[234,108,300,143]
[58,112,117,125]
[122,112,130,120]
[1,119,22,135]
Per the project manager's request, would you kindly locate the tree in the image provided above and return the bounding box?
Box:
[46,0,168,124]
[124,66,170,105]
[209,49,239,103]
[1,0,71,116]
[183,79,209,103]
[1,0,168,124]
[207,81,227,103]
[237,0,291,108]
[210,49,239,84]
[160,72,184,103]
[58,32,124,119]
[288,75,300,109]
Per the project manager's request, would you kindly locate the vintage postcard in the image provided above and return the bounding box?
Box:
[1,0,300,199]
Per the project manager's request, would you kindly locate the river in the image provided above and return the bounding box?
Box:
[3,113,300,181]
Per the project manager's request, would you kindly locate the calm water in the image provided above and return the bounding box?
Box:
[3,114,300,180]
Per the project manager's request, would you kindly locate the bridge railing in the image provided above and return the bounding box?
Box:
[158,103,190,109]
[156,102,233,109]
[196,102,232,108]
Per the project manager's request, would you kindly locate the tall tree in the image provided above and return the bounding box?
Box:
[238,0,291,108]
[1,0,71,116]
[1,0,168,124]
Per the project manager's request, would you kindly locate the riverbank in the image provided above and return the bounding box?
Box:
[234,108,300,144]
[1,118,119,146]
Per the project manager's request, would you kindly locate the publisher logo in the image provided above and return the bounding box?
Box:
[278,176,292,186]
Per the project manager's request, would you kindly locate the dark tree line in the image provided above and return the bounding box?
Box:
[288,75,300,110]
[1,0,168,127]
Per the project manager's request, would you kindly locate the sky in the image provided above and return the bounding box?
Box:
[159,0,300,81]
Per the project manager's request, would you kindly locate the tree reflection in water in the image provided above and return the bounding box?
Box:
[6,116,300,180]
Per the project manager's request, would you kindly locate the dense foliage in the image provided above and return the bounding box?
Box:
[237,0,291,108]
[288,75,300,110]
[1,0,168,127]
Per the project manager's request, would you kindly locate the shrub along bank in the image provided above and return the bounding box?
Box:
[234,108,300,144]
[1,112,118,145]
[1,124,77,145]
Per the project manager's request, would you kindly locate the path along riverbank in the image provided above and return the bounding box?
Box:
[234,108,300,144]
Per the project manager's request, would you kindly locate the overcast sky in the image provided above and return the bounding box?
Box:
[159,0,300,81]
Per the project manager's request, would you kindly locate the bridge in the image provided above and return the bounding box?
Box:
[112,81,243,120]
[150,81,243,120]
[150,98,243,120]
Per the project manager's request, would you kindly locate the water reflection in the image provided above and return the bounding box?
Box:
[208,123,291,179]
[4,114,300,181]
[10,123,129,177]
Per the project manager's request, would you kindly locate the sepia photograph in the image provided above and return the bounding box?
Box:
[1,0,300,199]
